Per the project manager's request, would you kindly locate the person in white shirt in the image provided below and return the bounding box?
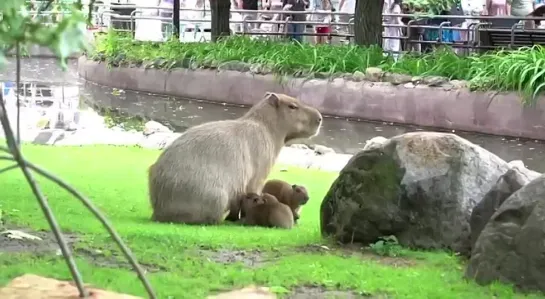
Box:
[337,0,355,33]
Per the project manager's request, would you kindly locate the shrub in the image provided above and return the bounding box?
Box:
[90,31,545,105]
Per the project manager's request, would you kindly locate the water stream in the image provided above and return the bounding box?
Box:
[2,58,545,172]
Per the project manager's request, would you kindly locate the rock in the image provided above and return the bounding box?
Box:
[421,76,447,87]
[364,67,384,82]
[138,132,182,150]
[289,143,311,150]
[314,72,330,79]
[466,174,545,293]
[217,61,252,72]
[403,82,415,89]
[362,136,388,151]
[0,274,142,298]
[304,144,335,155]
[250,64,272,75]
[469,167,534,250]
[450,80,468,89]
[352,71,366,82]
[383,73,413,85]
[320,132,510,255]
[143,120,172,136]
[508,160,541,180]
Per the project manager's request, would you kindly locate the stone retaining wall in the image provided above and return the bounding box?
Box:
[78,56,545,141]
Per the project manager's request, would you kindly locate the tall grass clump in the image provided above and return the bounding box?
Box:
[90,30,545,104]
[467,45,545,105]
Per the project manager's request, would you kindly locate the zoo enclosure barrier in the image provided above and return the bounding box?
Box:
[29,4,545,54]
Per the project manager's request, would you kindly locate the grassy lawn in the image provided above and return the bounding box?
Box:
[0,144,541,298]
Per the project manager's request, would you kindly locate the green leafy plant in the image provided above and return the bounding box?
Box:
[369,235,404,257]
[89,31,545,105]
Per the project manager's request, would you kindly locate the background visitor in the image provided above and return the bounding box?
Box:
[337,0,355,34]
[510,0,535,16]
[485,0,511,15]
[241,0,260,31]
[282,0,309,42]
[383,0,403,59]
[312,0,333,44]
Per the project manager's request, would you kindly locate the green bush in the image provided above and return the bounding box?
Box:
[90,31,545,105]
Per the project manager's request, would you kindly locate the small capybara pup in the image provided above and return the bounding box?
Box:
[148,92,322,224]
[261,179,309,223]
[239,193,294,229]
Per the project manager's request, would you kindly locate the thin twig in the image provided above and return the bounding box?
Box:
[0,163,19,175]
[0,154,157,299]
[0,93,89,298]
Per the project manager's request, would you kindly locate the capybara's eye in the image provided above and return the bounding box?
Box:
[288,103,298,110]
[295,188,300,193]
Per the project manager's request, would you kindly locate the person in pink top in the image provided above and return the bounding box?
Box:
[485,0,511,15]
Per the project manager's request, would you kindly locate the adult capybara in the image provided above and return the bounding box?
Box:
[261,179,309,223]
[239,193,294,229]
[148,92,322,224]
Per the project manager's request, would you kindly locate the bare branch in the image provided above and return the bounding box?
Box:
[0,92,89,298]
[0,164,19,175]
[0,155,157,298]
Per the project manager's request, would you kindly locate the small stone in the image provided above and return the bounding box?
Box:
[143,121,172,136]
[383,73,413,85]
[249,64,262,74]
[217,61,252,72]
[364,67,384,82]
[411,76,422,83]
[313,144,335,155]
[422,76,447,87]
[441,83,454,91]
[450,80,468,89]
[403,82,415,89]
[352,71,366,82]
[314,72,330,79]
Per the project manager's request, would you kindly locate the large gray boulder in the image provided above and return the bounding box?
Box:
[466,174,545,293]
[320,132,510,255]
[469,163,541,249]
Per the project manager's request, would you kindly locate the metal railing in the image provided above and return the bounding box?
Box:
[29,4,545,54]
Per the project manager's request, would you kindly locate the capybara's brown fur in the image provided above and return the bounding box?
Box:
[261,179,309,223]
[240,193,294,229]
[148,92,322,224]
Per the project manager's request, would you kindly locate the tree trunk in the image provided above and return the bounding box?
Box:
[210,0,231,42]
[354,0,384,46]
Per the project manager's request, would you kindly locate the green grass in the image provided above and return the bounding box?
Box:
[0,144,542,298]
[90,31,545,105]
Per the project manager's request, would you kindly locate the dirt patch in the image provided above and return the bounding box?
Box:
[0,228,78,254]
[295,244,416,267]
[288,285,386,299]
[76,247,165,273]
[197,248,268,267]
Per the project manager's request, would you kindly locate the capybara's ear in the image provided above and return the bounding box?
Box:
[292,184,297,189]
[265,92,280,108]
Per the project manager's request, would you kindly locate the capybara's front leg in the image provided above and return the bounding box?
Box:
[225,197,241,222]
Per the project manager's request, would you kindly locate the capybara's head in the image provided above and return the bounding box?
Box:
[241,193,266,213]
[250,92,322,142]
[291,184,309,205]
